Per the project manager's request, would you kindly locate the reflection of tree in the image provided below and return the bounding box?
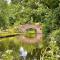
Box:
[26,47,41,60]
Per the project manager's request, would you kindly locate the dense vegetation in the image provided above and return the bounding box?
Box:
[0,0,60,60]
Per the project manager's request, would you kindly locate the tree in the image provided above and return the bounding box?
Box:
[41,0,59,9]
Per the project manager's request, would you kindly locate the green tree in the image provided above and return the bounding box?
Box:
[42,0,59,9]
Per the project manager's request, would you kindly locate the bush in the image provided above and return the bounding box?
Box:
[50,29,60,47]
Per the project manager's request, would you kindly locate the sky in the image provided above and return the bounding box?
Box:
[6,0,11,4]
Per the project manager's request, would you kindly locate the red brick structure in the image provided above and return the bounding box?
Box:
[18,23,42,44]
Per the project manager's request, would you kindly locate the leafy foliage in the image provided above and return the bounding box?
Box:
[0,0,60,60]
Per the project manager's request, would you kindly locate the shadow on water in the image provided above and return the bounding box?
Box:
[0,34,20,38]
